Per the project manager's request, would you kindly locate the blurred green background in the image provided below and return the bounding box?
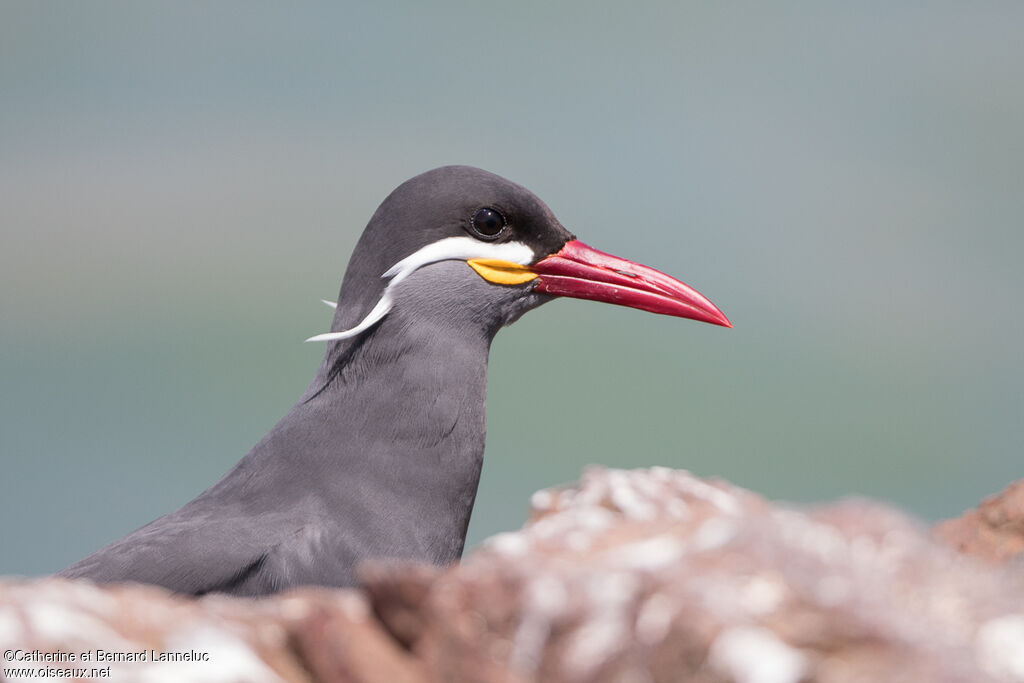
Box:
[2,2,1021,576]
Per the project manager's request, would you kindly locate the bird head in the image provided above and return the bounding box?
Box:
[309,166,730,349]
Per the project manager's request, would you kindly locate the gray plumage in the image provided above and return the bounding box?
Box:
[60,166,573,595]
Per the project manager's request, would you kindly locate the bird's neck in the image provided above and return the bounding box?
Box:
[292,310,494,561]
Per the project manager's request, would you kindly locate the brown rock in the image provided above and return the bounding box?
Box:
[0,580,423,682]
[935,479,1024,564]
[4,468,1024,683]
[369,467,1024,683]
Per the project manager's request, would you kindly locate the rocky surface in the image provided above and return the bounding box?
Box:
[935,479,1024,565]
[2,467,1023,683]
[0,581,423,682]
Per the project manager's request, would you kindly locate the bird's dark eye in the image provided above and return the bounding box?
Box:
[470,207,506,238]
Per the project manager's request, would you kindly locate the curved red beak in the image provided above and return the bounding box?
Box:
[531,240,731,328]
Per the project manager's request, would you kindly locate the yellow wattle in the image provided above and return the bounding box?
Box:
[467,259,539,285]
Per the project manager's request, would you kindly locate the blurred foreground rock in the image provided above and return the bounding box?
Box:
[2,467,1023,683]
[935,479,1024,565]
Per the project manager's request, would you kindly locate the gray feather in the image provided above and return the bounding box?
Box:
[60,167,570,595]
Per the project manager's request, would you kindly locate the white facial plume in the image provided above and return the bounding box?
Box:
[306,236,535,343]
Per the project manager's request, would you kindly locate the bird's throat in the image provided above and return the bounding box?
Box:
[295,309,493,565]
